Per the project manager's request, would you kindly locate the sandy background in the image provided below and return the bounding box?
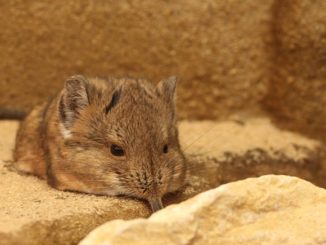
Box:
[0,0,325,141]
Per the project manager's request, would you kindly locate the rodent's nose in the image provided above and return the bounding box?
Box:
[148,197,163,212]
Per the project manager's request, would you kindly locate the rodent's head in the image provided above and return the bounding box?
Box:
[57,75,186,212]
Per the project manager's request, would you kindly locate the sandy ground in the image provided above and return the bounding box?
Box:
[0,120,19,162]
[0,118,323,244]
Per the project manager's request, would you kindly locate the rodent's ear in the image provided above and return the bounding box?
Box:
[104,88,122,114]
[59,75,90,128]
[156,76,177,102]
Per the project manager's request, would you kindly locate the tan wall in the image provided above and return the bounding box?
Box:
[264,0,326,141]
[0,0,273,120]
[0,0,325,139]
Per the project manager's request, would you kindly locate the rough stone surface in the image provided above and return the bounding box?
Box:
[80,175,326,245]
[1,117,326,244]
[0,0,273,120]
[181,117,326,187]
[264,0,326,142]
[1,0,326,141]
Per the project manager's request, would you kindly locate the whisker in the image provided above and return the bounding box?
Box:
[181,124,219,153]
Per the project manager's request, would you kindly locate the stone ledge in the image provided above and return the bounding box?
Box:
[80,175,326,245]
[180,118,326,187]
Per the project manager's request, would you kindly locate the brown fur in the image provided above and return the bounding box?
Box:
[14,75,187,211]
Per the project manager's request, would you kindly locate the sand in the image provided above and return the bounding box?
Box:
[0,117,325,244]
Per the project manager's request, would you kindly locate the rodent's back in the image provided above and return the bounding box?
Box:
[14,103,48,177]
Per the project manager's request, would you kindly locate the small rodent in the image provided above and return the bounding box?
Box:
[14,75,187,212]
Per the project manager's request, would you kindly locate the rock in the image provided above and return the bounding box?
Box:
[1,0,326,143]
[264,0,326,142]
[180,117,326,188]
[0,0,273,120]
[80,175,326,245]
[1,117,326,244]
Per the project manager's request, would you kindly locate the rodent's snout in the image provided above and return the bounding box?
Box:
[148,198,164,212]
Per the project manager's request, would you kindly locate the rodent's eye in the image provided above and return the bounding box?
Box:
[110,144,125,157]
[163,144,168,154]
